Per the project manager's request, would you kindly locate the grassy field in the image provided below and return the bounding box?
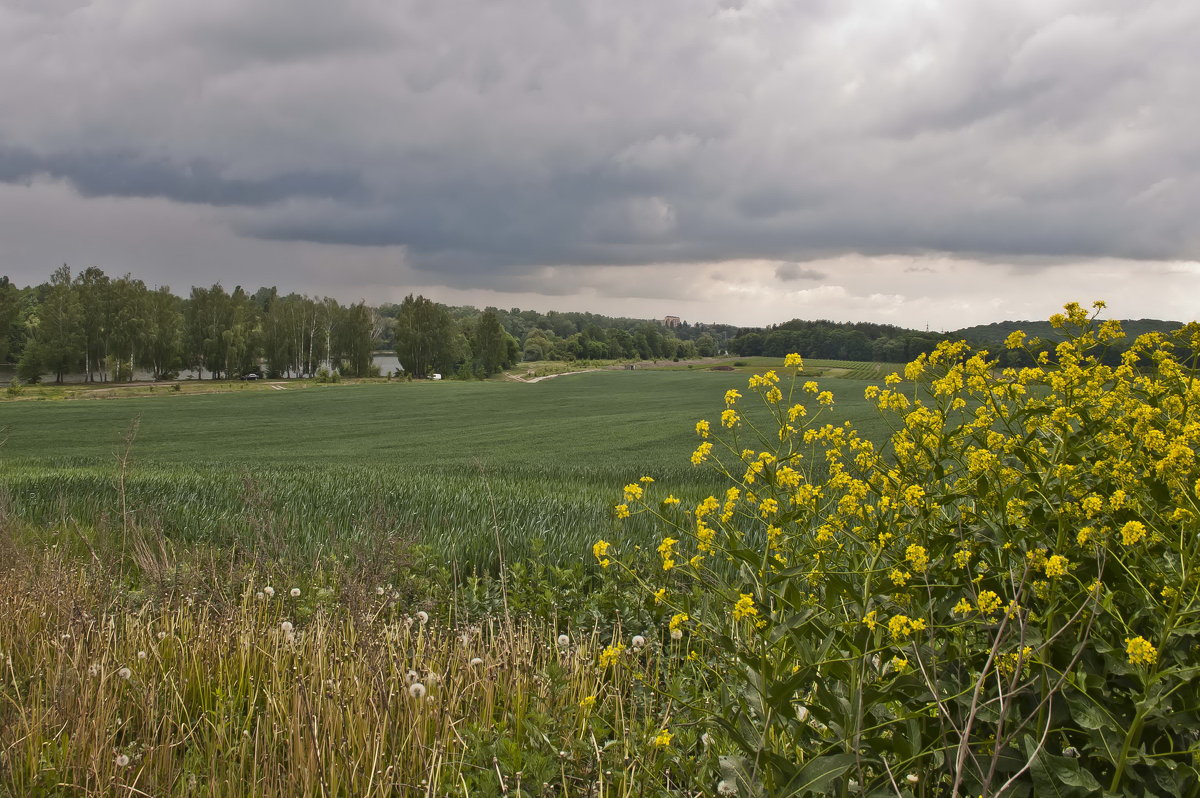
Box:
[0,366,893,570]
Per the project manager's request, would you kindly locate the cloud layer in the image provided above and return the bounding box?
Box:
[0,0,1197,325]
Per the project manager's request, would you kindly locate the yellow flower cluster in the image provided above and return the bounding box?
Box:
[652,729,673,747]
[592,540,611,568]
[1120,520,1147,546]
[598,643,626,668]
[887,615,926,641]
[658,537,678,571]
[732,593,758,621]
[1125,636,1158,666]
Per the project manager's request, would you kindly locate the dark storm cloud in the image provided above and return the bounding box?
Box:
[0,144,363,206]
[0,0,1197,287]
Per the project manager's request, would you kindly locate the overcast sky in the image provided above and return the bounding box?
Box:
[1,0,1198,330]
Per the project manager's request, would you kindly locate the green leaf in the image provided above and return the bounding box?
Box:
[780,753,857,797]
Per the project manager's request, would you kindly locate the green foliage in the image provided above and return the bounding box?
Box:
[608,304,1200,795]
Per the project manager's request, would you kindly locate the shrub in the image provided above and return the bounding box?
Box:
[602,302,1200,796]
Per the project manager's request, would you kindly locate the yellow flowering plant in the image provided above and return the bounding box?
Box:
[602,303,1200,796]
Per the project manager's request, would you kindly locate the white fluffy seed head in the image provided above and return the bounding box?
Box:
[280,621,293,633]
[406,669,419,683]
[376,586,385,596]
[717,779,738,796]
[631,635,646,649]
[116,754,131,767]
[255,591,264,600]
[137,651,147,660]
[415,611,429,624]
[263,586,274,597]
[557,634,570,647]
[290,588,301,598]
[408,682,427,699]
[470,657,484,666]
[670,628,683,641]
[117,667,132,680]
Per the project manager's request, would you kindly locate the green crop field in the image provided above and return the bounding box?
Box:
[1,366,891,569]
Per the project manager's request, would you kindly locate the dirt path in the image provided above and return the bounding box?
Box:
[505,368,600,383]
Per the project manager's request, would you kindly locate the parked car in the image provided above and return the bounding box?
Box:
[240,373,261,381]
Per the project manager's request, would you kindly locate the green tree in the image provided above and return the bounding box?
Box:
[394,294,460,378]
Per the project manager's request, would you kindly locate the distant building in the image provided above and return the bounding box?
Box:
[662,315,681,328]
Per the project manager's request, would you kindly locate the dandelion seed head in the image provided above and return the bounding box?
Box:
[263,586,274,597]
[115,754,130,767]
[406,669,419,683]
[470,657,483,666]
[415,610,429,624]
[137,651,147,660]
[255,591,264,600]
[557,634,570,647]
[156,631,167,640]
[408,682,427,699]
[717,779,738,796]
[375,586,385,596]
[280,621,293,633]
[117,667,132,680]
[670,628,683,641]
[631,635,646,649]
[290,588,301,598]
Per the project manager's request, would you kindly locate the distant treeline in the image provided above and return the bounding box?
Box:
[0,266,739,383]
[2,265,1187,383]
[729,319,949,362]
[0,266,375,383]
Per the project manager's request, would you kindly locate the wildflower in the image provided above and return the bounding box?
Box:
[862,610,878,631]
[976,591,1003,616]
[695,419,711,438]
[905,544,929,572]
[765,386,783,403]
[1120,520,1147,546]
[652,728,673,747]
[376,586,385,596]
[721,408,739,427]
[156,631,167,640]
[280,621,293,633]
[632,635,646,649]
[717,779,739,796]
[953,549,972,568]
[658,537,678,570]
[263,586,275,598]
[724,388,741,405]
[952,598,973,616]
[889,655,909,673]
[669,613,689,632]
[406,669,419,683]
[662,495,681,506]
[640,475,654,483]
[579,695,596,710]
[889,569,911,587]
[557,634,570,647]
[1045,555,1069,578]
[470,657,483,667]
[116,754,131,767]
[255,591,265,600]
[408,682,427,699]
[1125,636,1158,666]
[137,651,147,660]
[623,483,644,502]
[599,643,626,667]
[817,391,834,406]
[785,352,803,368]
[290,587,301,598]
[593,540,612,567]
[117,667,132,680]
[416,611,429,624]
[887,615,926,641]
[653,588,667,604]
[690,442,713,465]
[670,628,683,640]
[614,503,631,519]
[732,593,758,621]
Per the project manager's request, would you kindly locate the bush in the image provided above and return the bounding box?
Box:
[601,302,1200,796]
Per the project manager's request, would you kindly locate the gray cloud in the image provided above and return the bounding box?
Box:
[0,0,1197,295]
